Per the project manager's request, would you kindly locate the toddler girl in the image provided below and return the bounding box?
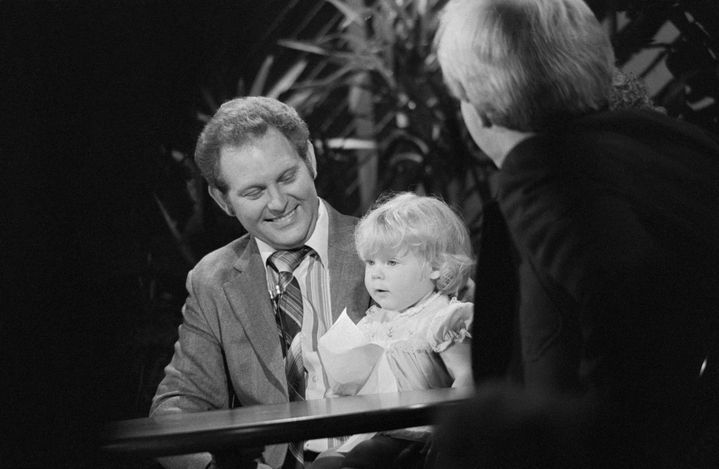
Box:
[312,192,474,469]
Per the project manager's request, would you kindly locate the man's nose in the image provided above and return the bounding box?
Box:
[266,185,287,211]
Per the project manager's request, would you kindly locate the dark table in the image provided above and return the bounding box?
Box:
[101,388,473,458]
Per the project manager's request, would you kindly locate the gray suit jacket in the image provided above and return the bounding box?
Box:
[151,202,369,469]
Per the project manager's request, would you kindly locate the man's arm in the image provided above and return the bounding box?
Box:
[151,268,231,417]
[150,268,234,469]
[150,263,275,469]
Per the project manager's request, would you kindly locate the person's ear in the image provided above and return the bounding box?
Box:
[452,81,469,103]
[306,141,318,179]
[208,185,234,217]
[478,110,492,128]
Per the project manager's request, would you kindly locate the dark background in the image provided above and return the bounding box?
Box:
[2,1,306,466]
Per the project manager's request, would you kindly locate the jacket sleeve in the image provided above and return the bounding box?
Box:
[149,267,231,469]
[149,260,283,469]
[499,136,704,395]
[151,266,231,416]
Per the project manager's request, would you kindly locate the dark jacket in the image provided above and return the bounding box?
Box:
[472,109,719,466]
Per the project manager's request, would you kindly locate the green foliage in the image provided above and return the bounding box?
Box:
[277,0,492,228]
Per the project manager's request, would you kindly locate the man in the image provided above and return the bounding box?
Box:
[150,97,370,469]
[434,0,719,467]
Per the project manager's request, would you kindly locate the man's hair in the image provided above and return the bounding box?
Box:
[355,192,474,296]
[194,96,311,192]
[435,0,615,131]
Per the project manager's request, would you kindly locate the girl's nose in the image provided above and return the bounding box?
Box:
[370,265,384,279]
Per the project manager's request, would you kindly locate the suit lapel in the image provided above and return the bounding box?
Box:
[220,205,367,397]
[223,240,286,393]
[327,205,367,323]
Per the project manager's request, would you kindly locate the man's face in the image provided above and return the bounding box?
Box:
[363,250,437,312]
[213,128,320,250]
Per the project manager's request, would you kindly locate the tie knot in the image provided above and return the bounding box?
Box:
[268,246,312,274]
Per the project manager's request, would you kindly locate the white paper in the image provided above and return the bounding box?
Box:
[318,309,402,453]
[318,309,398,396]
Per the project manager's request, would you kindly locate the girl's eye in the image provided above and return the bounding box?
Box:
[386,260,397,266]
[365,260,375,266]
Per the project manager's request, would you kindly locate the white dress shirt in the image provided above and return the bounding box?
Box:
[256,199,346,452]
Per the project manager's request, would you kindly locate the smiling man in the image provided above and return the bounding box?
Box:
[150,97,370,469]
[209,127,320,250]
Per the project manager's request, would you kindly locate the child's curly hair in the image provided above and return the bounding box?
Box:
[355,192,475,296]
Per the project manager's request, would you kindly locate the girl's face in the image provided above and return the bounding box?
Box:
[363,250,438,312]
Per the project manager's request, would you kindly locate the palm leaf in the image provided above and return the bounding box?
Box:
[278,39,331,56]
[326,0,366,28]
[249,55,275,97]
[265,59,309,99]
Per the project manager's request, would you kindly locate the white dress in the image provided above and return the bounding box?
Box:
[316,292,473,450]
[355,292,473,392]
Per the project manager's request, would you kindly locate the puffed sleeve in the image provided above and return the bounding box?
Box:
[427,301,473,353]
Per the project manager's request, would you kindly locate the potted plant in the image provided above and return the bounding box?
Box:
[276,0,493,233]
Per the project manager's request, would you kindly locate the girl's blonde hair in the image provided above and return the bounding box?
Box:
[355,192,474,296]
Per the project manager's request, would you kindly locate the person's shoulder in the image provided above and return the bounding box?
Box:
[566,110,719,177]
[427,299,473,351]
[425,297,472,323]
[570,109,718,148]
[190,234,252,283]
[324,200,359,225]
[439,299,474,317]
[501,110,657,174]
[325,200,361,253]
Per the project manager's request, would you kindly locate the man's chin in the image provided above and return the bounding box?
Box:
[263,227,311,250]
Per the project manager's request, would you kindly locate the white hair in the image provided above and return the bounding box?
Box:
[436,0,615,131]
[355,192,474,296]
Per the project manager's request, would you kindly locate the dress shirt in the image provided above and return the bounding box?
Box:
[256,199,344,452]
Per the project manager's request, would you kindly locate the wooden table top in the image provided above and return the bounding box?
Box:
[101,387,473,457]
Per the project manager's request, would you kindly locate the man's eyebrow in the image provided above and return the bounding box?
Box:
[236,183,264,194]
[278,166,298,178]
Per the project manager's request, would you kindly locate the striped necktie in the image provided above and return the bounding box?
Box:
[268,246,312,469]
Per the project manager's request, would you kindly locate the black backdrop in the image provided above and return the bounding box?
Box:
[2,2,295,467]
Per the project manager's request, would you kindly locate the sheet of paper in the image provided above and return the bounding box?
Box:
[318,309,398,396]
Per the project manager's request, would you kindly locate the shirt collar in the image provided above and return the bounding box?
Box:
[256,198,329,267]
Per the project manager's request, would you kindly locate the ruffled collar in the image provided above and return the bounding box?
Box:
[372,291,443,320]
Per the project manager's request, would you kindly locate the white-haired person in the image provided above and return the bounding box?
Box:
[311,192,474,469]
[433,0,719,468]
